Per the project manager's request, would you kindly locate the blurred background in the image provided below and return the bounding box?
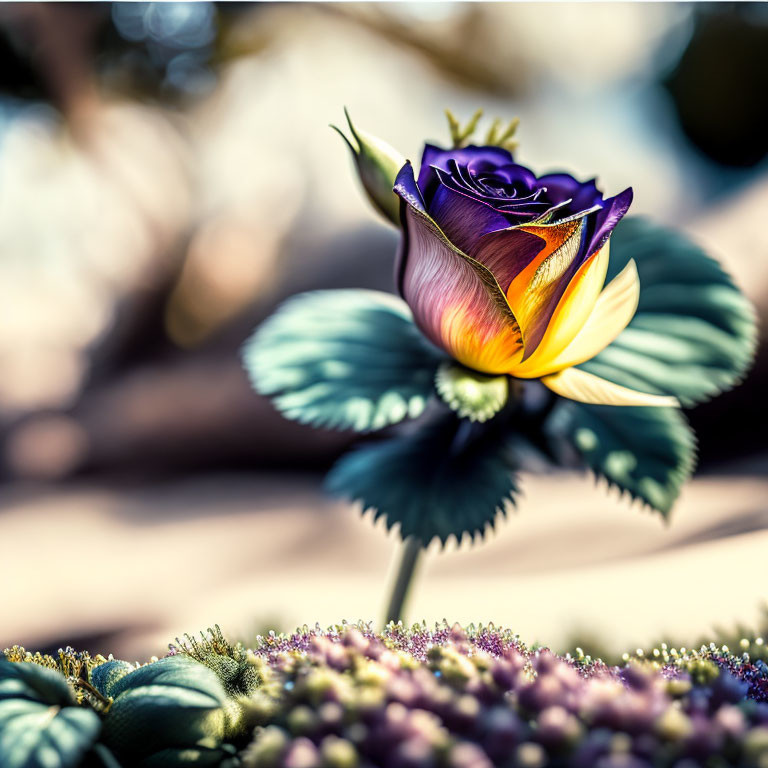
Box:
[1,1,767,661]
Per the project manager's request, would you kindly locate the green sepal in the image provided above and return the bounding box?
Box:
[332,108,405,226]
[243,290,444,432]
[435,361,509,422]
[579,217,756,406]
[326,413,519,546]
[0,660,102,768]
[552,402,696,518]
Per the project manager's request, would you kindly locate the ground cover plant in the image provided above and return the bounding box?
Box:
[3,623,768,768]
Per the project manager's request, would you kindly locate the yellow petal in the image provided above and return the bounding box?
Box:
[507,241,612,378]
[515,258,640,379]
[541,367,679,407]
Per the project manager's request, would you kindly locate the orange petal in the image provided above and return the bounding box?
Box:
[504,220,582,356]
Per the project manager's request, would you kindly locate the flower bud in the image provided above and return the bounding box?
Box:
[244,726,290,768]
[320,736,359,768]
[283,737,322,768]
[333,109,405,226]
[287,705,320,737]
[515,741,547,768]
[391,736,436,768]
[481,707,523,760]
[447,742,493,768]
[535,706,582,750]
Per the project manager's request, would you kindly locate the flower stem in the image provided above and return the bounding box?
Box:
[384,536,423,625]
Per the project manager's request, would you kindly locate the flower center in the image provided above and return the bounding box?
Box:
[441,159,556,220]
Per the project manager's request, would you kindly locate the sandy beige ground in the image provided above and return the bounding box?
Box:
[1,466,767,660]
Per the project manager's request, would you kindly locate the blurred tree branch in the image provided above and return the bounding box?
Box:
[322,3,529,97]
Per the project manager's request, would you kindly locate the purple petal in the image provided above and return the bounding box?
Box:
[469,160,538,192]
[427,183,519,254]
[393,162,427,294]
[418,144,515,205]
[432,166,549,217]
[584,187,633,256]
[393,161,427,213]
[537,173,603,211]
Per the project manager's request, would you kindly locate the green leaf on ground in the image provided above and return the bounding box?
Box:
[0,661,101,768]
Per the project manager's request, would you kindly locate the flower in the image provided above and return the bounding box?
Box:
[245,110,755,532]
[393,143,675,407]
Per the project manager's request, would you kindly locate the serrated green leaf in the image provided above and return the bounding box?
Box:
[0,661,101,768]
[435,362,509,422]
[578,217,756,406]
[555,402,696,517]
[243,290,444,432]
[326,414,519,545]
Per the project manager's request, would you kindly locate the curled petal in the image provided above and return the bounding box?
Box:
[536,173,603,211]
[395,164,524,374]
[511,241,612,375]
[541,366,678,407]
[504,219,588,359]
[463,224,548,298]
[584,187,633,257]
[515,258,640,379]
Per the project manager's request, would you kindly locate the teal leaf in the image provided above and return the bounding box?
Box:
[90,660,136,699]
[0,661,101,768]
[243,290,444,432]
[0,660,72,705]
[435,362,509,422]
[579,217,756,406]
[554,403,696,517]
[85,745,123,768]
[140,744,239,767]
[326,414,519,545]
[99,656,228,765]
